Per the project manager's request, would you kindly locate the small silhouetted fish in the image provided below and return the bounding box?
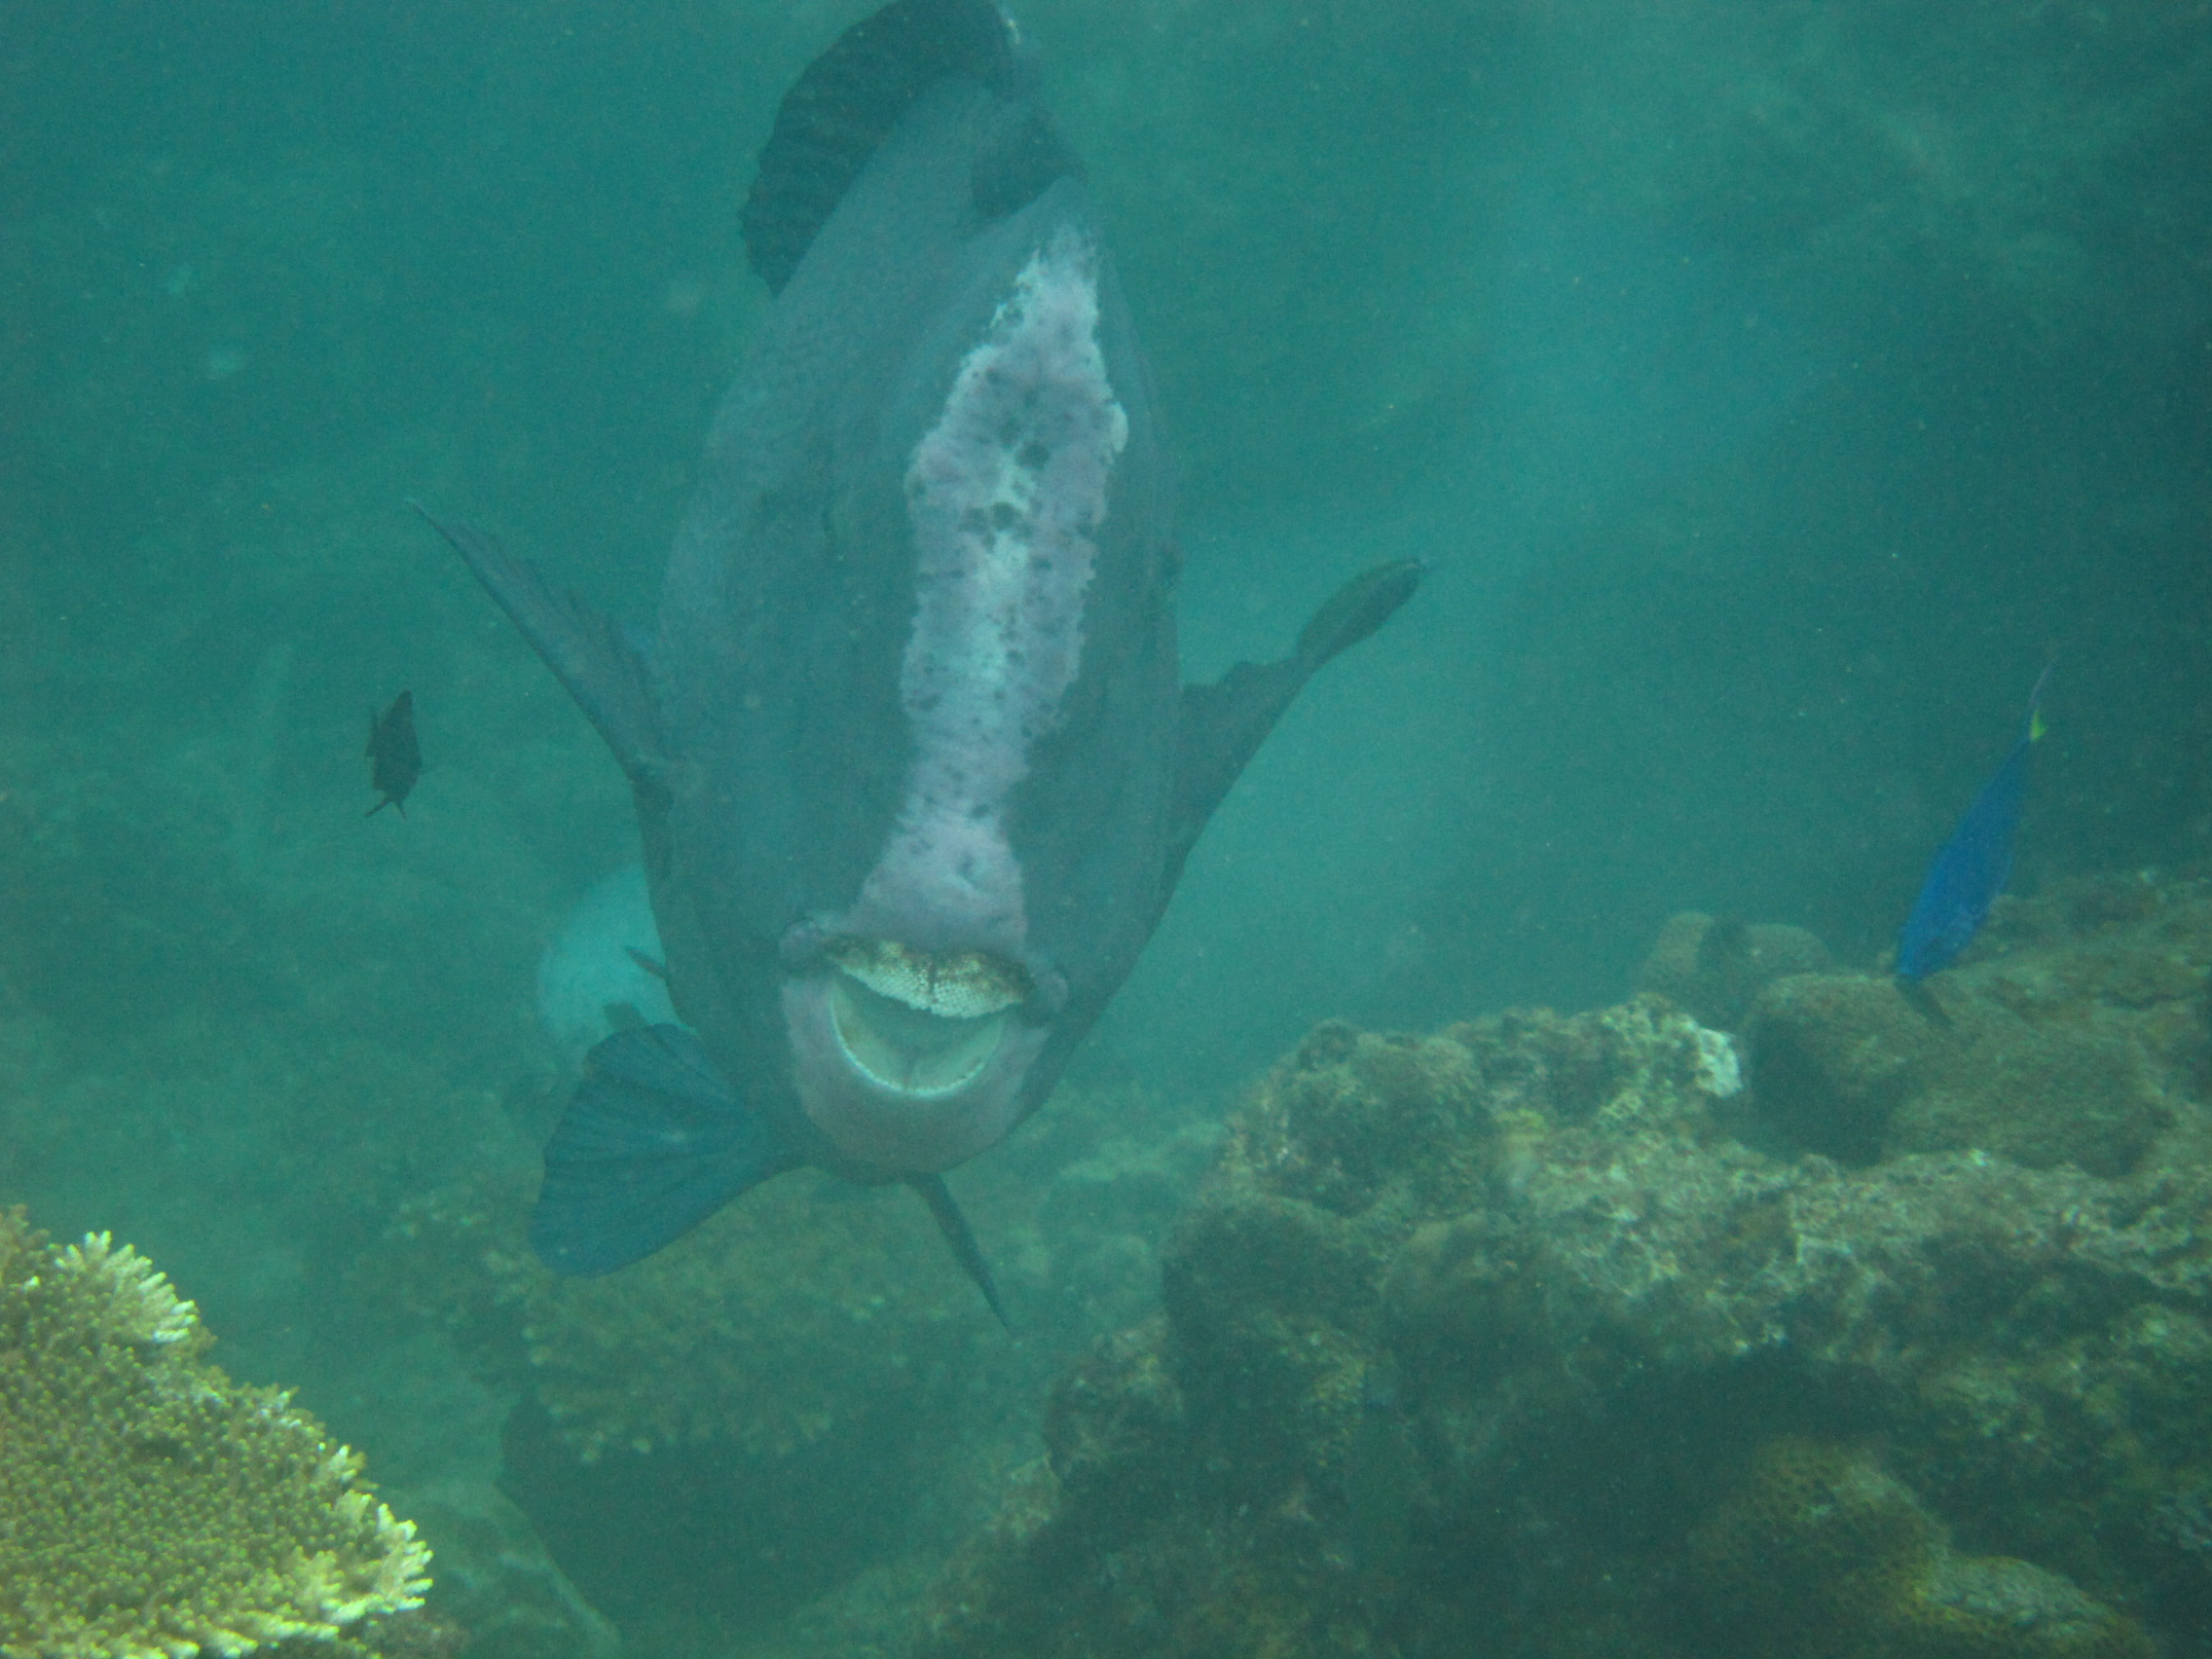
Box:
[1896,666,2052,983]
[365,690,422,817]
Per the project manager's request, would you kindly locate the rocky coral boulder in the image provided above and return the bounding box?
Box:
[1746,872,2199,1175]
[1687,1438,2152,1659]
[922,874,2212,1659]
[1638,910,1835,1030]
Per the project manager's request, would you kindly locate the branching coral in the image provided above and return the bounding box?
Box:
[0,1210,431,1659]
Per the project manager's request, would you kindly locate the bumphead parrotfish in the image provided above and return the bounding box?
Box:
[422,0,1420,1317]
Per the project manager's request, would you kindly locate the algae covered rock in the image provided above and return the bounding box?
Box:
[923,880,2212,1659]
[1689,1438,2152,1659]
[1638,911,1835,1030]
[924,999,1756,1659]
[374,1077,1211,1654]
[1886,1015,2161,1177]
[1739,972,1942,1161]
[0,1210,430,1659]
[1748,965,2168,1175]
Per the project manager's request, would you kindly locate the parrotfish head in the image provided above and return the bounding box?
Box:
[783,215,1124,1175]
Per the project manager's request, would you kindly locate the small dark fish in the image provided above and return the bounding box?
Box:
[365,690,423,817]
[1896,667,2052,983]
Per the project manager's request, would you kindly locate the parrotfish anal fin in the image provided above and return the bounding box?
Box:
[910,1174,1009,1328]
[531,1024,801,1277]
[1169,559,1424,867]
[413,505,664,784]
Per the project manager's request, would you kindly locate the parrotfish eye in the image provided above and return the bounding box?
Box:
[819,938,1032,1098]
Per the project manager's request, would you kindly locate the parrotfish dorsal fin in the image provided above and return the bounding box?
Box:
[742,0,1025,295]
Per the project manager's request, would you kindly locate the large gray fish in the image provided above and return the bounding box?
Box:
[423,0,1419,1317]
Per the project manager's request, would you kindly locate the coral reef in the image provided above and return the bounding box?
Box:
[386,1483,617,1659]
[372,1077,1213,1653]
[920,872,2212,1659]
[0,1210,430,1659]
[1687,1437,2151,1659]
[1746,873,2191,1174]
[1637,910,1834,1030]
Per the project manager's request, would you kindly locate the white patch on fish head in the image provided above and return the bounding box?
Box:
[795,222,1124,1171]
[847,222,1127,958]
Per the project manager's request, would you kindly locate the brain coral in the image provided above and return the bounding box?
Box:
[0,1209,430,1659]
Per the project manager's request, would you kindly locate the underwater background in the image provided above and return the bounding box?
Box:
[2,2,2209,1657]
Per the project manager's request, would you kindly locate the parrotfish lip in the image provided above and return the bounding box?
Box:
[785,939,1044,1171]
[826,970,1013,1097]
[822,937,1027,1097]
[822,936,1031,1020]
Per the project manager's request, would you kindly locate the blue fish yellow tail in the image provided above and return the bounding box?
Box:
[1894,666,2053,984]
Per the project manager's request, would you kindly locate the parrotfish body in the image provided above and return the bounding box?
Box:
[423,0,1419,1313]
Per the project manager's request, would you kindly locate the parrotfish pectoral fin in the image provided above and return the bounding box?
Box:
[531,1024,801,1276]
[1294,559,1426,670]
[1168,559,1424,874]
[910,1174,1009,1328]
[411,504,665,785]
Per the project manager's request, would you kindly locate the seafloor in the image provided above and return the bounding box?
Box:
[915,870,2212,1659]
[12,864,2212,1659]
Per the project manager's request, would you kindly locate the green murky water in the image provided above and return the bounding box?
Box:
[2,4,2206,1655]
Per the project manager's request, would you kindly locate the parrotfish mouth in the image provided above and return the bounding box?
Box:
[783,937,1049,1173]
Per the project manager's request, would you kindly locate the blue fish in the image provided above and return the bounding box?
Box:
[421,0,1419,1318]
[1895,667,2052,983]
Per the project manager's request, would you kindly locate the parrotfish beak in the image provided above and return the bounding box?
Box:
[783,939,1047,1172]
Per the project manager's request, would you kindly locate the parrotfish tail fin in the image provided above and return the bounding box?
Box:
[910,1174,1009,1328]
[1166,559,1424,878]
[410,504,665,785]
[531,1024,801,1276]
